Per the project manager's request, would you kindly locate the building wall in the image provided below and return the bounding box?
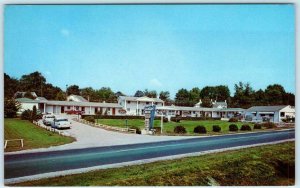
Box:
[19,103,38,113]
[123,100,163,115]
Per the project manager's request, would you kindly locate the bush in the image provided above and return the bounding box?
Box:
[229,124,238,131]
[194,125,207,134]
[4,98,21,118]
[129,126,141,134]
[228,117,238,122]
[174,125,187,134]
[213,125,221,132]
[262,122,276,129]
[253,124,262,129]
[84,116,95,123]
[172,117,181,123]
[21,110,32,120]
[240,124,252,131]
[170,117,221,121]
[154,127,161,134]
[163,118,168,123]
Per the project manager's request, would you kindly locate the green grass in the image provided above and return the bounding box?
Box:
[4,118,75,152]
[96,119,257,135]
[12,141,295,186]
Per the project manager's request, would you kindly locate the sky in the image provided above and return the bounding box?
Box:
[4,4,295,98]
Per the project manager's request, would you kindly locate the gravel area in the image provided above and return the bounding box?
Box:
[7,115,196,154]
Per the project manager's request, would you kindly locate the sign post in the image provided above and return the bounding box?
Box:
[142,105,156,135]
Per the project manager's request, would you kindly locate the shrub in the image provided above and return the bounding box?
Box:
[154,127,161,134]
[163,118,168,123]
[240,124,252,131]
[229,124,238,131]
[84,116,95,123]
[4,98,21,118]
[194,125,207,134]
[213,125,221,132]
[129,126,141,134]
[31,105,37,121]
[262,122,276,129]
[253,124,262,129]
[174,125,187,134]
[172,117,181,123]
[21,110,32,120]
[228,117,238,122]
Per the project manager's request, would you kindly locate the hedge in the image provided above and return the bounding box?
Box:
[82,115,161,120]
[170,117,221,121]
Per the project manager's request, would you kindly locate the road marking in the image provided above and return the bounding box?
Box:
[5,130,294,165]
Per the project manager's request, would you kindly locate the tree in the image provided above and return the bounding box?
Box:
[19,71,46,96]
[283,92,295,106]
[200,86,217,99]
[265,84,285,105]
[159,91,170,101]
[55,91,67,101]
[175,88,192,106]
[231,82,255,109]
[144,89,157,98]
[115,91,125,97]
[189,87,201,105]
[4,73,20,99]
[201,97,212,107]
[4,98,21,118]
[134,90,145,97]
[96,87,117,102]
[80,87,97,102]
[215,85,230,101]
[67,85,80,96]
[31,105,37,121]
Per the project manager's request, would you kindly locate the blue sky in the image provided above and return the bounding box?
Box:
[4,4,295,98]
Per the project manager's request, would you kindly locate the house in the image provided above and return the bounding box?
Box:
[157,105,244,118]
[16,97,123,116]
[118,96,164,115]
[194,99,227,109]
[67,94,88,102]
[245,105,295,123]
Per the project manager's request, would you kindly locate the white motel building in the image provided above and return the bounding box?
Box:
[16,94,295,122]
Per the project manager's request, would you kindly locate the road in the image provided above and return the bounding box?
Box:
[5,129,294,182]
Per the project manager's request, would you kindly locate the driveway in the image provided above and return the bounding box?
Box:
[8,116,196,154]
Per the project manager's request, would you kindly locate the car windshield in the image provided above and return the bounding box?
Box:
[56,119,68,122]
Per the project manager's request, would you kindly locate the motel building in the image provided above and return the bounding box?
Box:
[244,105,295,123]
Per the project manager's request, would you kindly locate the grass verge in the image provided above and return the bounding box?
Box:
[4,118,75,152]
[96,119,261,135]
[11,141,295,186]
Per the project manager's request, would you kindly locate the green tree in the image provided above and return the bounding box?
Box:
[4,98,21,118]
[175,88,192,106]
[96,87,117,102]
[4,73,20,99]
[201,97,212,107]
[67,85,80,96]
[189,87,201,105]
[24,91,36,99]
[19,71,46,96]
[55,91,67,101]
[215,85,230,101]
[31,105,37,121]
[232,82,255,109]
[134,90,144,97]
[159,91,170,101]
[80,87,98,102]
[144,89,157,98]
[265,84,285,105]
[200,86,217,99]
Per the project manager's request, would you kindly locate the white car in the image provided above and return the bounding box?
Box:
[43,115,55,126]
[51,117,72,129]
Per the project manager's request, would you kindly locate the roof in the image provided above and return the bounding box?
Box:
[68,95,88,102]
[119,96,164,103]
[44,100,122,108]
[157,106,244,112]
[246,106,288,112]
[35,97,48,101]
[16,98,39,103]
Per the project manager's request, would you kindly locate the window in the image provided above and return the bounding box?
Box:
[128,101,131,104]
[280,112,285,117]
[76,106,79,110]
[127,108,130,111]
[146,102,149,105]
[67,106,70,109]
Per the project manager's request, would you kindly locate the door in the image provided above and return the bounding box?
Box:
[61,106,64,113]
[112,108,115,115]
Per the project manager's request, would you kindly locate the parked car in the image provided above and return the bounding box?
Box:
[43,115,55,126]
[51,117,72,129]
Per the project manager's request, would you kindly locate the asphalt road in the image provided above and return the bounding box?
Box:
[5,129,294,180]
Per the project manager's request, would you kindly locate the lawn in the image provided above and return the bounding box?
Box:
[12,141,295,186]
[96,119,256,135]
[4,118,75,152]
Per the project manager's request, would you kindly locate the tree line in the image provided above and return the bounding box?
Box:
[4,71,295,109]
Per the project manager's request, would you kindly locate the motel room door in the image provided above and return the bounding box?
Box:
[112,108,115,115]
[61,106,64,113]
